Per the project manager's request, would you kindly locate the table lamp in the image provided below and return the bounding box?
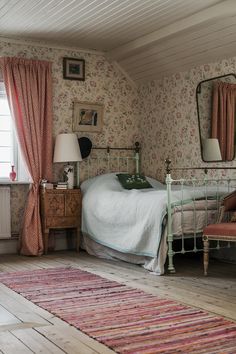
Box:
[202,138,222,161]
[53,133,82,189]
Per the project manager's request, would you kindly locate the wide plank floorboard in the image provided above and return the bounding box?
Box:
[0,251,235,353]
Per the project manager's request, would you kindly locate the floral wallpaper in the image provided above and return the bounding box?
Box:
[0,39,140,234]
[139,57,236,182]
[2,37,236,238]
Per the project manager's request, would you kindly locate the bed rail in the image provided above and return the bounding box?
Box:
[165,158,236,273]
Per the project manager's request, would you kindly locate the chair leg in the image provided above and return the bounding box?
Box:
[203,238,209,276]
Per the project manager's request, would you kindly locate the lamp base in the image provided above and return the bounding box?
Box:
[64,164,74,189]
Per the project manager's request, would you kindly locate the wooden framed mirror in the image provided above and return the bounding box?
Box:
[196,73,236,162]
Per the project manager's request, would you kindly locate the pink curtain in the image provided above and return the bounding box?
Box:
[0,57,53,256]
[211,81,236,160]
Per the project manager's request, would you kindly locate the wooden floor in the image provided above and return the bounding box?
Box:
[0,251,235,353]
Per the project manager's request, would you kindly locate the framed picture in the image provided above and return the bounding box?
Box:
[73,102,104,132]
[63,57,85,81]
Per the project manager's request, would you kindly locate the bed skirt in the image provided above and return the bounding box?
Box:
[81,232,168,275]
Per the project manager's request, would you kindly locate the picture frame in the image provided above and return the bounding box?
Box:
[63,57,85,81]
[73,102,104,132]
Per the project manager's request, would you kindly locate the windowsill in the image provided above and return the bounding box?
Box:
[0,180,31,185]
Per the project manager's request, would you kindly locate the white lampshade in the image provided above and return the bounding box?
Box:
[203,138,222,161]
[53,133,82,163]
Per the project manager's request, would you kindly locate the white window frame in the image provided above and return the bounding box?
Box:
[0,81,31,183]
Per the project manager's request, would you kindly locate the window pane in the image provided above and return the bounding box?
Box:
[0,81,30,182]
[0,132,12,146]
[0,98,11,115]
[0,116,11,131]
[0,162,11,178]
[0,147,11,162]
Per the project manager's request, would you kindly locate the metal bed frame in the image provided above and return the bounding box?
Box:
[80,141,140,181]
[165,158,236,273]
[80,144,235,274]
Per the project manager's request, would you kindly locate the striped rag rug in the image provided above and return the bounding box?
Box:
[0,267,235,354]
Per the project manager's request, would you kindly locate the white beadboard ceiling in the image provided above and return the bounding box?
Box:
[1,0,236,85]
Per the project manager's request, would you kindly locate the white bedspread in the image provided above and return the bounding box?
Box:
[81,173,226,261]
[81,173,167,258]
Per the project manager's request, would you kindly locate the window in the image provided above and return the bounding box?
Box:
[0,81,30,182]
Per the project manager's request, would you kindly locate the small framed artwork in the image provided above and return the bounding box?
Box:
[73,102,104,132]
[63,57,85,81]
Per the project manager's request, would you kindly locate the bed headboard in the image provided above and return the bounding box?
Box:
[78,142,140,183]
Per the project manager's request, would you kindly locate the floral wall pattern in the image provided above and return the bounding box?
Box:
[139,57,236,182]
[2,37,236,238]
[0,39,140,234]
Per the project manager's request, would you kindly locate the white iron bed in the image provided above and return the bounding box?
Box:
[80,143,234,274]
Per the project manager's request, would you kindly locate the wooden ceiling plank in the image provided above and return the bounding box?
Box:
[42,0,216,49]
[18,0,102,33]
[2,0,103,34]
[40,0,171,47]
[132,41,236,80]
[133,40,236,83]
[123,22,236,74]
[26,0,125,36]
[44,0,145,40]
[75,0,177,42]
[0,0,32,21]
[79,1,221,50]
[0,0,21,18]
[0,0,58,25]
[69,0,164,44]
[23,14,234,53]
[95,1,211,44]
[108,0,236,61]
[135,48,236,84]
[119,16,236,67]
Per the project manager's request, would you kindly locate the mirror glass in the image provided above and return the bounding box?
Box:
[196,73,236,162]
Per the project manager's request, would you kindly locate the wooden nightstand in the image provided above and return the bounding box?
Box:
[40,188,82,254]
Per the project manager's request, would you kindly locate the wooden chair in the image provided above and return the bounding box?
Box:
[203,190,236,276]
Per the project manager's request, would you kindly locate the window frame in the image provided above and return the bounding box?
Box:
[0,81,31,183]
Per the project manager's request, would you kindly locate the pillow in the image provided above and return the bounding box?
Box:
[116,173,153,190]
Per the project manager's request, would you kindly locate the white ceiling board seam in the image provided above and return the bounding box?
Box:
[74,0,174,41]
[119,17,236,66]
[133,42,236,83]
[108,0,236,61]
[123,26,236,74]
[19,0,116,35]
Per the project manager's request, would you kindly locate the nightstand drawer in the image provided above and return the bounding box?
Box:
[65,193,81,217]
[45,194,65,216]
[46,216,80,228]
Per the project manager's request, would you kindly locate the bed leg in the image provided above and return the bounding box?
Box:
[168,247,176,273]
[166,171,175,273]
[203,236,209,276]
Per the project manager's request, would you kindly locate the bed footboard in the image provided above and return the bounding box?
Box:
[165,158,236,273]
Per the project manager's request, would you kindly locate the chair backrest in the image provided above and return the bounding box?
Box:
[223,190,236,212]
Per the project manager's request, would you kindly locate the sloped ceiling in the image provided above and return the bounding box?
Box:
[1,0,236,85]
